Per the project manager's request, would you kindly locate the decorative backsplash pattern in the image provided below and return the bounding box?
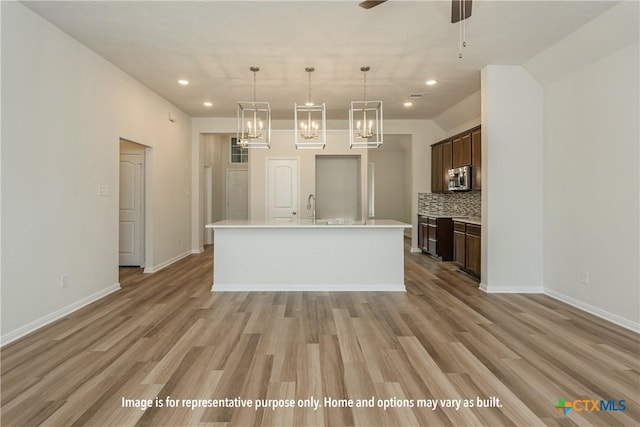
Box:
[418,192,481,217]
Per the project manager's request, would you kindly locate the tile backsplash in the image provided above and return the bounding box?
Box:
[418,192,481,217]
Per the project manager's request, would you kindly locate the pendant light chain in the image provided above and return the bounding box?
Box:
[308,70,312,104]
[364,70,367,101]
[253,69,257,103]
[361,66,370,103]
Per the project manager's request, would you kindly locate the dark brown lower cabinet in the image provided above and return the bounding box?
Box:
[453,221,481,280]
[453,222,466,267]
[465,225,481,278]
[418,217,428,252]
[418,215,453,261]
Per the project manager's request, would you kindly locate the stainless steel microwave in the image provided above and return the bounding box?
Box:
[448,166,472,191]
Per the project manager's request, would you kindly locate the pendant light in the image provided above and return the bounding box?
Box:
[237,66,271,149]
[294,67,326,149]
[349,66,383,148]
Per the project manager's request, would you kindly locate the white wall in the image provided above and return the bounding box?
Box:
[316,155,361,220]
[542,42,639,331]
[368,148,407,222]
[433,90,481,135]
[1,3,192,342]
[481,65,544,293]
[524,1,639,331]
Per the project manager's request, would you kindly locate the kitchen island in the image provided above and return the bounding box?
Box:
[206,219,411,291]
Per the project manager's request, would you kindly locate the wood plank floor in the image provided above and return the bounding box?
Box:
[2,240,639,426]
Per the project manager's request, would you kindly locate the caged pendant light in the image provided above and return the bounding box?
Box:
[294,67,326,149]
[349,66,383,149]
[237,66,271,149]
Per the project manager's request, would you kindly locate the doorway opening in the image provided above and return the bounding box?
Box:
[119,139,150,273]
[200,134,249,247]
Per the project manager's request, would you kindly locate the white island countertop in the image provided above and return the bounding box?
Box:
[207,218,410,292]
[207,219,411,229]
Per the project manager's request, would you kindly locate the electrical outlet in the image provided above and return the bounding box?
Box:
[61,275,69,288]
[580,272,589,285]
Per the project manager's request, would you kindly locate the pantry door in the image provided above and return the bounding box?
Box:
[267,159,299,221]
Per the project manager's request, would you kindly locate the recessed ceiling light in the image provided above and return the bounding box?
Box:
[178,79,189,86]
[404,102,413,107]
[426,80,437,86]
[203,101,213,107]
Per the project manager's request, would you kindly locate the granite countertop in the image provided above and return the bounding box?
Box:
[418,212,466,219]
[453,216,482,225]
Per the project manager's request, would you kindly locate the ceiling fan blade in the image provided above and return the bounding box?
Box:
[451,0,473,23]
[359,0,387,10]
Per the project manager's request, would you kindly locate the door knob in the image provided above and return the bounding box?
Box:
[292,211,297,215]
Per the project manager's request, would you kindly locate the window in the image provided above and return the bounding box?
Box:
[230,137,248,164]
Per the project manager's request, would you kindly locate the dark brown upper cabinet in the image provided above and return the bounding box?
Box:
[431,143,443,193]
[471,128,481,191]
[442,140,452,192]
[453,133,472,167]
[431,125,481,193]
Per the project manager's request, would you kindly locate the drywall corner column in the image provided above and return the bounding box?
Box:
[481,65,543,293]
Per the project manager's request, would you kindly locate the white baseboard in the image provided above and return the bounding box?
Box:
[544,289,640,334]
[144,250,192,274]
[192,247,204,254]
[211,283,406,292]
[1,283,121,347]
[480,284,544,293]
[410,247,422,253]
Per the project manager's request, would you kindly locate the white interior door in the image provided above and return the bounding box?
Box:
[227,169,248,220]
[119,153,144,266]
[267,159,299,220]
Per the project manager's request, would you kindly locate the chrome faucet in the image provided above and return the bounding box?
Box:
[306,194,316,220]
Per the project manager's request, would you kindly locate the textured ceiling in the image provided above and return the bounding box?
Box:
[23,1,617,120]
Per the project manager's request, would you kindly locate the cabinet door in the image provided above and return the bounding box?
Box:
[453,231,466,267]
[466,234,481,278]
[442,140,452,192]
[431,144,443,193]
[460,134,472,166]
[471,129,481,190]
[452,137,462,168]
[418,222,426,250]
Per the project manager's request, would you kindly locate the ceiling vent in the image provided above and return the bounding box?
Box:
[409,93,424,99]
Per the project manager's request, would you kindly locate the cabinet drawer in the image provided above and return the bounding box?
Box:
[453,222,466,232]
[427,239,437,255]
[428,225,437,239]
[427,217,437,226]
[466,224,481,237]
[418,215,429,224]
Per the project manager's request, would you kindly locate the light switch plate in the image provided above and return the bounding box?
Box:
[98,185,110,196]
